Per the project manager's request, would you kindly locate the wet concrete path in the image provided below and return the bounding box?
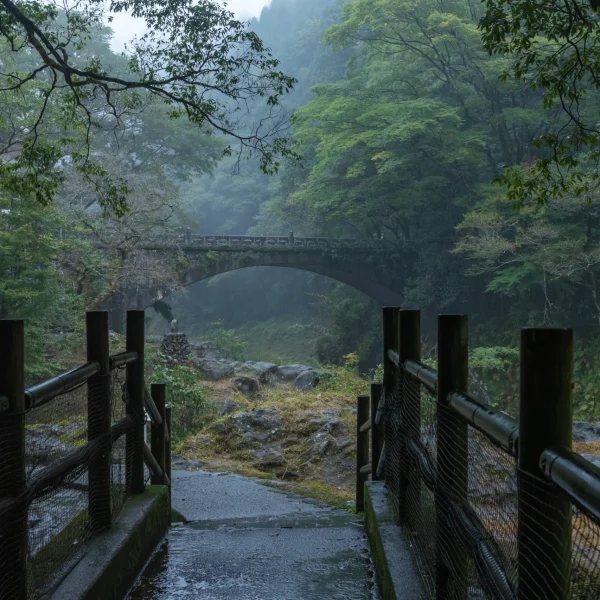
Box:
[127,470,378,599]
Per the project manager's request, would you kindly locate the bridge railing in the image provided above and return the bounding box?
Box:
[357,308,600,599]
[0,311,171,600]
[84,230,400,250]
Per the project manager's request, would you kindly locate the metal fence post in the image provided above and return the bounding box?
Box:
[356,395,370,512]
[0,320,27,600]
[371,383,384,480]
[518,329,573,600]
[398,310,421,526]
[151,384,166,486]
[436,315,469,600]
[126,310,146,494]
[87,311,112,531]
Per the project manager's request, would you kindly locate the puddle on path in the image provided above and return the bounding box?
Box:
[127,518,380,600]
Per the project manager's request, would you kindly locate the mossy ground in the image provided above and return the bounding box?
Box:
[176,371,371,506]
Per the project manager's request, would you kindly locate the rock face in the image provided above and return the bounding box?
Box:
[161,333,191,362]
[232,376,259,397]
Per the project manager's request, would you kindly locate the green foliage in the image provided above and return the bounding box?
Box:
[318,353,370,396]
[573,339,600,422]
[0,1,299,212]
[203,320,248,361]
[0,193,87,378]
[149,353,209,442]
[480,0,600,205]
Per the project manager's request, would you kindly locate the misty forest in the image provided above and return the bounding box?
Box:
[5,0,600,498]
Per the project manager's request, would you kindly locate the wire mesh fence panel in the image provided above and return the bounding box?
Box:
[572,504,600,599]
[385,367,438,597]
[24,385,91,598]
[0,409,28,599]
[109,368,130,522]
[20,365,136,598]
[464,425,518,599]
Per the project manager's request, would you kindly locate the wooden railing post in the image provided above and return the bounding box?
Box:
[87,311,112,531]
[436,315,468,600]
[0,320,27,600]
[165,405,172,518]
[371,383,384,480]
[126,310,146,494]
[518,329,573,600]
[150,384,166,486]
[398,310,421,526]
[356,395,370,512]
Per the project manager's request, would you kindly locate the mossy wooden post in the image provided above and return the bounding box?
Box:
[518,329,573,600]
[126,310,146,494]
[371,383,384,480]
[398,310,421,526]
[0,320,27,600]
[87,311,112,531]
[356,395,370,512]
[165,405,172,518]
[436,315,468,600]
[151,384,166,486]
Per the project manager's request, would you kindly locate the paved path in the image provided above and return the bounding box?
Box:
[127,470,378,599]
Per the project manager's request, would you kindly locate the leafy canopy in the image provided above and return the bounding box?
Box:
[0,0,299,212]
[480,0,600,204]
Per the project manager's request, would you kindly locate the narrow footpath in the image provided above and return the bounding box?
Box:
[127,470,379,599]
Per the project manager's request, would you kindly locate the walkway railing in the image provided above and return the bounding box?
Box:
[357,308,600,599]
[0,311,171,600]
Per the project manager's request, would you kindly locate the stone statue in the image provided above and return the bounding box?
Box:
[170,319,179,333]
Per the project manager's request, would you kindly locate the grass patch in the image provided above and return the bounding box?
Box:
[260,479,353,509]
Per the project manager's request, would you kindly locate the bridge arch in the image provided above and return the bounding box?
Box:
[105,244,407,330]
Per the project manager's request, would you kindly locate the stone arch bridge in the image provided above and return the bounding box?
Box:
[101,233,411,331]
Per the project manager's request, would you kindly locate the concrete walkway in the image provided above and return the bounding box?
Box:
[127,470,378,599]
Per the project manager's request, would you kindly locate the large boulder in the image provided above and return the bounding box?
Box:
[253,448,286,470]
[219,400,239,416]
[242,361,278,383]
[196,360,235,381]
[294,370,320,390]
[231,409,283,444]
[232,376,259,397]
[307,415,344,434]
[573,421,600,442]
[276,364,315,381]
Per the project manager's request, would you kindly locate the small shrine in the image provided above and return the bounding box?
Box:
[160,319,191,362]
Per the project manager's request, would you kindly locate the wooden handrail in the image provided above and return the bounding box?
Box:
[24,361,101,409]
[144,384,163,426]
